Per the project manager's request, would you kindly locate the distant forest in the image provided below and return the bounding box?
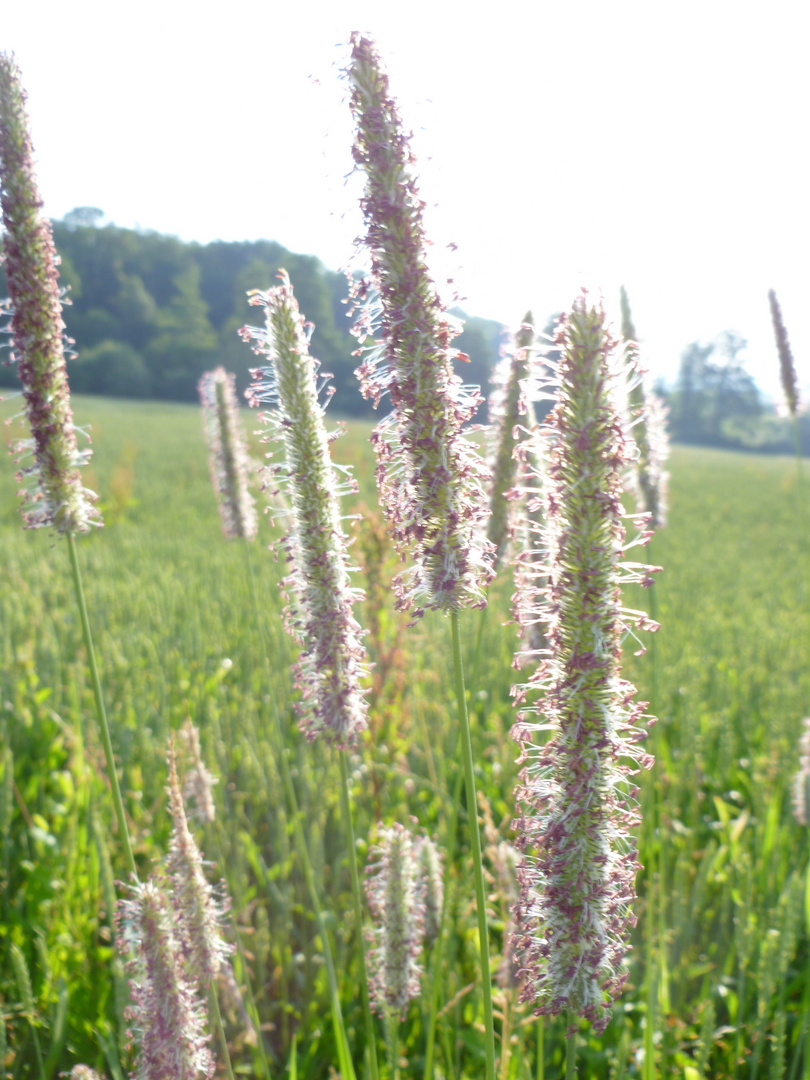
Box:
[1,209,803,454]
[0,208,506,417]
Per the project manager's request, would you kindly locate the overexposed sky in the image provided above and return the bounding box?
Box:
[4,0,809,398]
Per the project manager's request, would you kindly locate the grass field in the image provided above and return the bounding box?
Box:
[1,393,808,1079]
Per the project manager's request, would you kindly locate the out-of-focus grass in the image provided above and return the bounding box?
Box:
[1,396,808,1078]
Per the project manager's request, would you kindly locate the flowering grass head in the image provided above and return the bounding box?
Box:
[510,427,549,663]
[0,53,100,534]
[117,877,214,1080]
[179,719,218,824]
[511,293,658,1033]
[365,822,427,1020]
[792,718,810,826]
[198,366,257,540]
[241,271,369,748]
[620,287,668,530]
[166,736,232,985]
[768,288,799,419]
[485,313,537,570]
[346,34,494,617]
[414,835,443,948]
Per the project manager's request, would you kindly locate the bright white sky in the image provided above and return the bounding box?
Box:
[5,0,809,399]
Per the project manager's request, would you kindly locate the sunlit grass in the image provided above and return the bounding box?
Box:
[1,395,808,1077]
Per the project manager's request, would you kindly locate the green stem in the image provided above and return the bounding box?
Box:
[423,719,468,1080]
[243,543,357,1080]
[536,1016,544,1080]
[339,749,380,1080]
[645,561,658,1080]
[66,532,136,879]
[565,1016,577,1080]
[451,610,496,1080]
[209,819,271,1079]
[209,981,236,1080]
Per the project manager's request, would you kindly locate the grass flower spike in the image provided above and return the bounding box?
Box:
[365,822,426,1020]
[792,718,810,826]
[768,288,799,419]
[347,34,494,617]
[199,366,258,540]
[414,835,443,948]
[242,271,369,747]
[117,878,214,1080]
[512,294,658,1033]
[166,737,232,984]
[620,287,668,530]
[0,53,100,533]
[486,313,537,569]
[180,719,218,824]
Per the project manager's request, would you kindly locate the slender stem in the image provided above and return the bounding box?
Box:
[209,981,236,1080]
[243,543,356,1080]
[500,992,510,1080]
[66,533,136,879]
[384,1012,400,1080]
[536,1016,544,1080]
[339,749,380,1080]
[423,728,466,1080]
[209,819,271,1079]
[467,604,489,702]
[565,1016,577,1080]
[803,856,810,1080]
[451,610,496,1080]
[645,562,658,1080]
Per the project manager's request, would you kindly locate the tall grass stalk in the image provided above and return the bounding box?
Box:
[67,534,136,879]
[242,541,357,1080]
[339,749,380,1080]
[1,53,135,881]
[565,1020,577,1080]
[452,610,497,1080]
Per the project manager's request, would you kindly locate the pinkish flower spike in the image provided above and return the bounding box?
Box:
[198,366,258,540]
[242,271,370,748]
[179,719,218,825]
[346,35,494,616]
[485,313,537,570]
[365,823,426,1020]
[620,287,669,530]
[166,736,233,985]
[768,288,800,419]
[792,719,810,826]
[117,878,214,1080]
[511,294,657,1033]
[0,54,100,533]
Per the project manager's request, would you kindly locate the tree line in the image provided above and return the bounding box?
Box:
[0,208,505,417]
[1,208,799,452]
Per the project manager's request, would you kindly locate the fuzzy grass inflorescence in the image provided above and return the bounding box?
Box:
[0,53,100,534]
[511,294,658,1033]
[198,366,258,541]
[792,718,810,826]
[346,33,494,618]
[166,736,232,985]
[241,271,370,748]
[485,313,537,571]
[620,287,668,531]
[768,288,799,419]
[117,878,214,1080]
[365,822,429,1021]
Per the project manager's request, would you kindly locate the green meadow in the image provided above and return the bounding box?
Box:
[1,394,808,1079]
